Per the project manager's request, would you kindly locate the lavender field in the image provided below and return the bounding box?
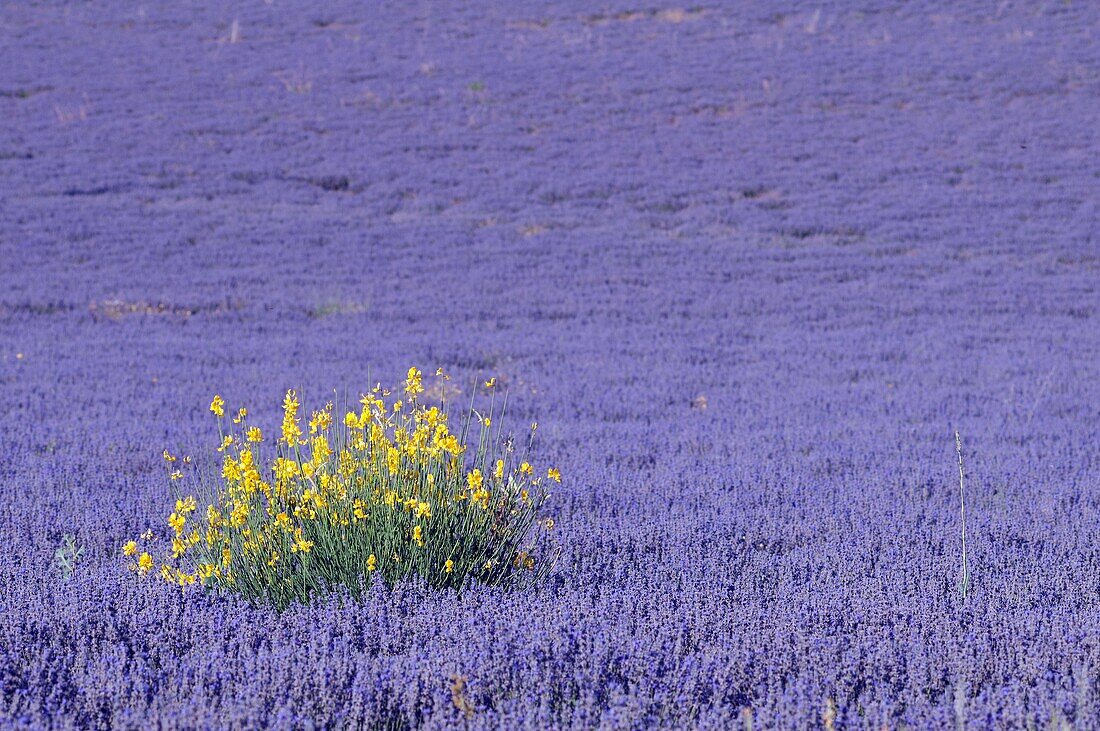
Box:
[3,1,1099,728]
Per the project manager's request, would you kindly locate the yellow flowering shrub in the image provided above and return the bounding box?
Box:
[124,367,560,608]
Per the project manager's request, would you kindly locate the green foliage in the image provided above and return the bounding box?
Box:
[55,534,84,579]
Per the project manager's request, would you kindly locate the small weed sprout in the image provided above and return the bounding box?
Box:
[822,697,837,731]
[123,368,561,609]
[55,534,84,579]
[955,429,970,600]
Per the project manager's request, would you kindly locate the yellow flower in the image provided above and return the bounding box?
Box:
[137,552,154,574]
[440,434,462,456]
[175,496,197,515]
[467,469,484,490]
[273,457,299,481]
[547,467,561,483]
[282,389,302,445]
[169,470,183,481]
[172,537,186,558]
[484,378,496,389]
[197,563,215,580]
[162,449,177,463]
[483,416,491,427]
[444,559,454,574]
[544,518,554,531]
[361,392,384,413]
[405,367,424,398]
[168,512,186,534]
[229,502,248,527]
[520,462,533,475]
[309,409,332,434]
[310,434,331,463]
[223,452,243,481]
[232,407,247,424]
[122,540,138,557]
[246,426,263,443]
[366,553,377,572]
[210,395,225,418]
[421,407,442,427]
[415,501,431,519]
[386,447,401,475]
[291,528,313,553]
[344,411,360,429]
[412,525,424,546]
[494,459,504,480]
[222,456,241,482]
[217,435,234,452]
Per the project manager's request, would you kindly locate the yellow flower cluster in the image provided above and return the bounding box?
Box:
[124,368,560,607]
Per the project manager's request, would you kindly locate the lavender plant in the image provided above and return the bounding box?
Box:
[3,0,1100,727]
